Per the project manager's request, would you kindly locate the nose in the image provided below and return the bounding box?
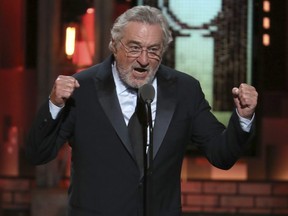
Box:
[136,50,149,67]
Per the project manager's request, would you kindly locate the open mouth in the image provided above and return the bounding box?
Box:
[134,67,148,73]
[132,68,148,79]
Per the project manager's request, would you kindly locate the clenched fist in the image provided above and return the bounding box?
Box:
[232,83,258,119]
[49,75,80,107]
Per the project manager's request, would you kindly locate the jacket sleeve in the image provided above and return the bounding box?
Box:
[205,111,255,170]
[26,99,73,165]
[190,82,255,170]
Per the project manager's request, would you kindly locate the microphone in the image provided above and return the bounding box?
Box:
[138,84,155,104]
[138,84,155,216]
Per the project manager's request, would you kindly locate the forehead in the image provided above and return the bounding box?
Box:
[122,21,163,45]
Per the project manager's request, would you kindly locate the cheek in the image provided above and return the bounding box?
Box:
[151,61,160,69]
[116,55,134,68]
[150,62,160,74]
[116,60,135,80]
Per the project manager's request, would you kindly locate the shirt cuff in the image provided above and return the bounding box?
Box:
[49,100,64,119]
[236,109,255,132]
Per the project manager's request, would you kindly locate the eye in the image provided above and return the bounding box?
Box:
[129,45,141,52]
[148,47,160,53]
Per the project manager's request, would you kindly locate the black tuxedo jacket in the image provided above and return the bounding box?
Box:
[27,55,253,216]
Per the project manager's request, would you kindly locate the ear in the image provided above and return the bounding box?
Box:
[110,39,117,53]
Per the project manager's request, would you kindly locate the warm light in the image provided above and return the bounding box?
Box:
[65,26,76,58]
[263,0,270,12]
[263,17,270,29]
[86,8,94,14]
[263,34,270,46]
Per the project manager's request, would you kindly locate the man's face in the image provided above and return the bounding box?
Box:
[113,21,163,89]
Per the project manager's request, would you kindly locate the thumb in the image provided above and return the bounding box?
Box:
[75,79,80,88]
[232,87,239,97]
[232,87,240,108]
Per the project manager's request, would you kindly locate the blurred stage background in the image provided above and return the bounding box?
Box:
[0,0,288,215]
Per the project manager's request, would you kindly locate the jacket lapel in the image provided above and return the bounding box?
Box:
[94,57,135,158]
[92,57,177,164]
[153,67,177,159]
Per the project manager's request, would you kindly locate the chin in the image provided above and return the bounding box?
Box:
[127,80,144,89]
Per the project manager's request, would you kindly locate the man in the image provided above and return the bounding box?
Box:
[26,5,258,216]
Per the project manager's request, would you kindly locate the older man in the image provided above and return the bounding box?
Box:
[27,5,258,216]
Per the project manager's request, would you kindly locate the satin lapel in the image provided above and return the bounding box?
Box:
[153,71,177,159]
[94,68,134,157]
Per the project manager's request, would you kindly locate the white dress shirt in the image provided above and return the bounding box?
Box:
[49,63,253,132]
[111,62,157,126]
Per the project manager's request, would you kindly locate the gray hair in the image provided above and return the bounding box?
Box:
[109,5,173,53]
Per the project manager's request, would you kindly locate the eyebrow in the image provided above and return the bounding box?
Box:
[126,40,161,48]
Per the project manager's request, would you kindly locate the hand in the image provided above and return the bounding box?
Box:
[50,75,80,107]
[232,83,258,119]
